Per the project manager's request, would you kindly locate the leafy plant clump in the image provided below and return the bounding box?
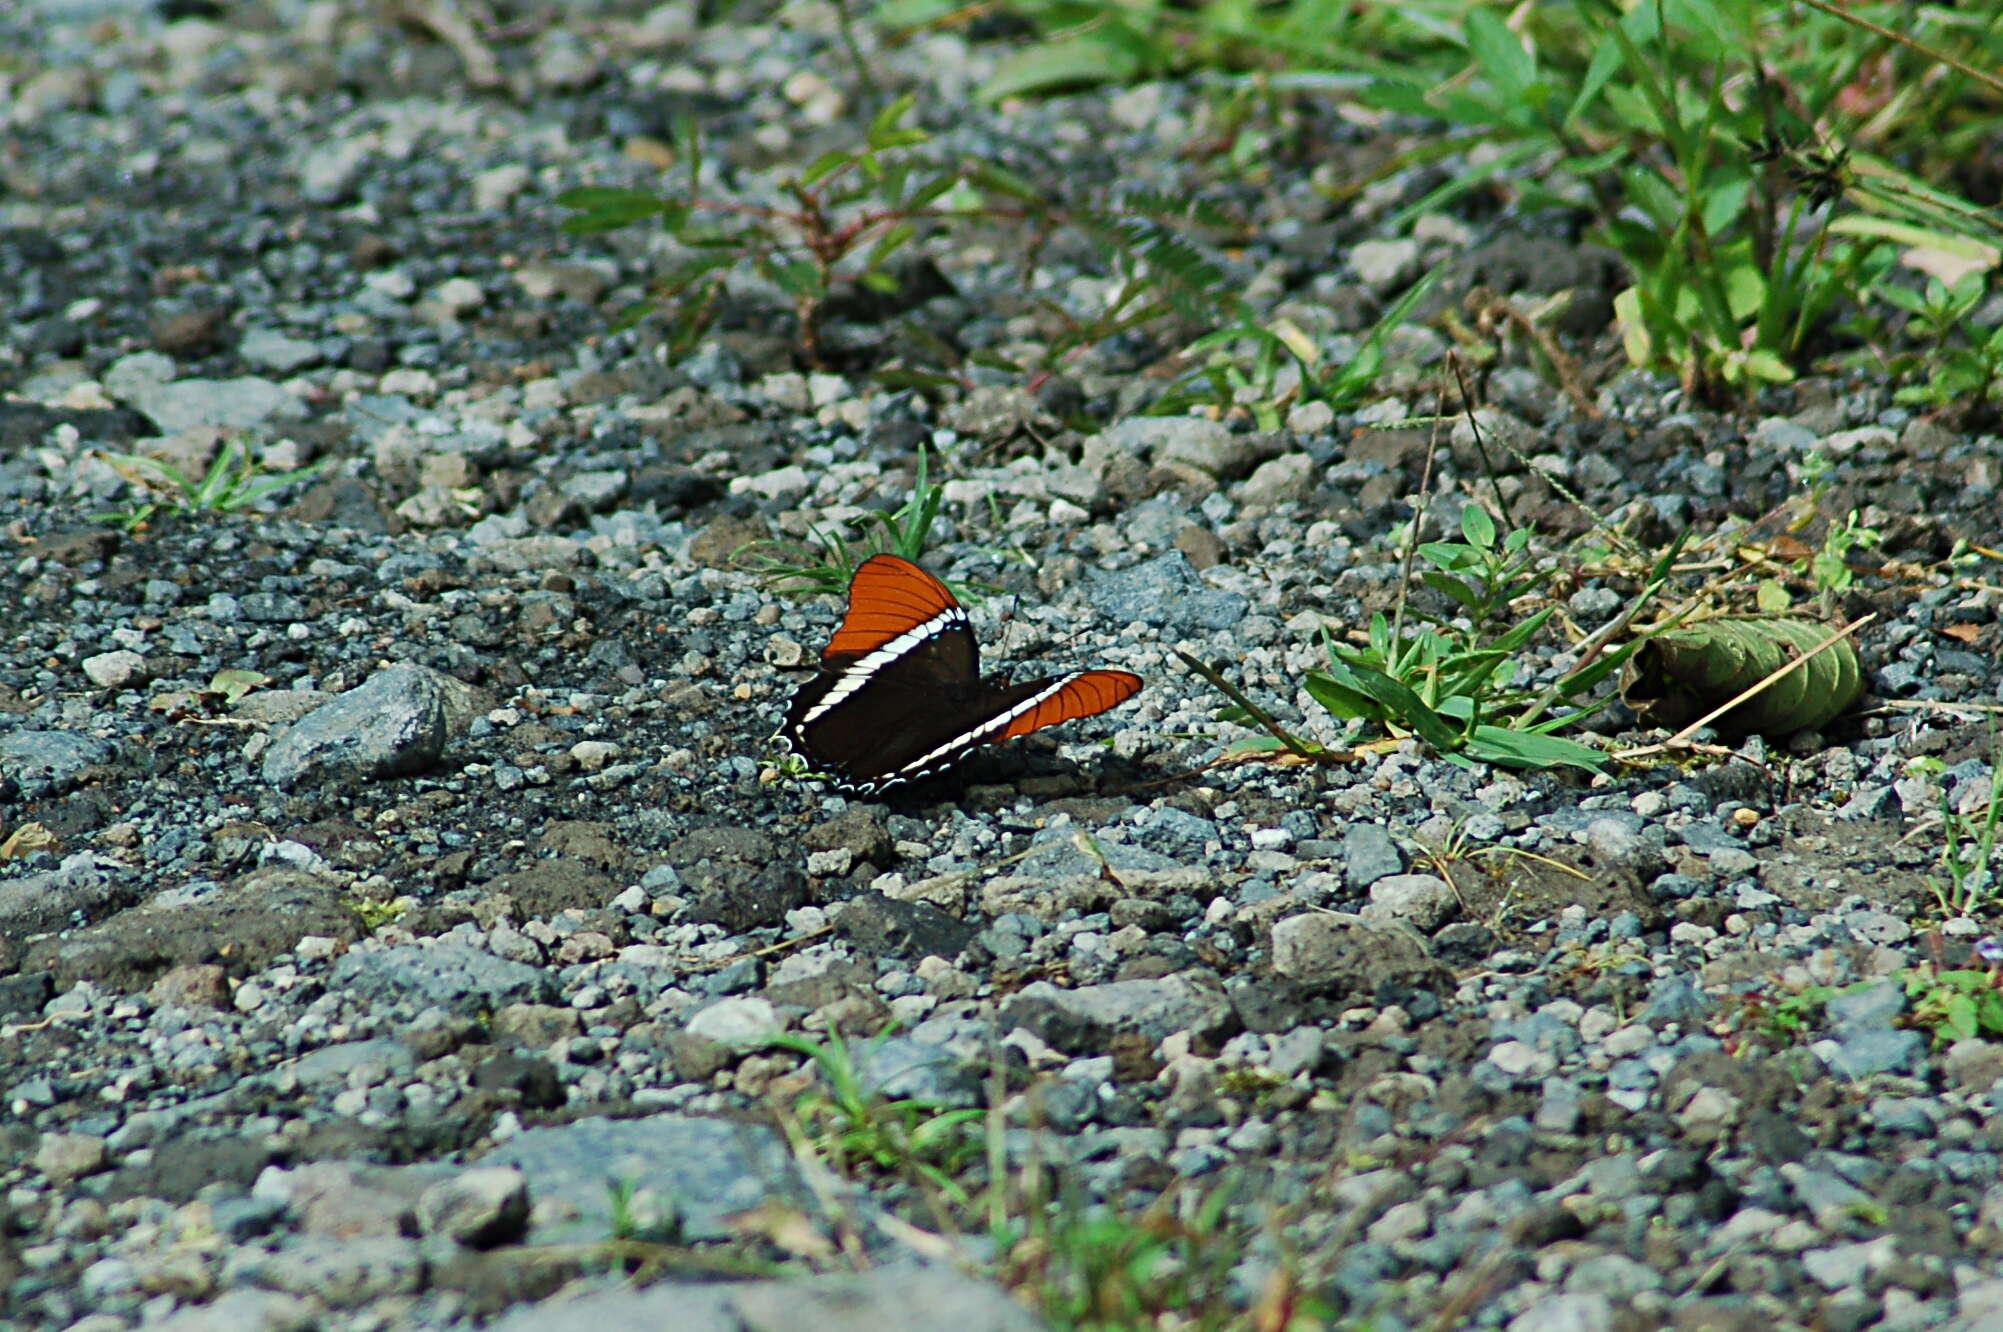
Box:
[1905,963,2003,1045]
[94,438,329,532]
[742,441,948,597]
[558,95,1431,419]
[1308,502,1615,772]
[561,98,1235,375]
[1188,494,1676,775]
[763,1028,986,1197]
[995,1171,1331,1331]
[1928,756,2001,920]
[906,0,2003,402]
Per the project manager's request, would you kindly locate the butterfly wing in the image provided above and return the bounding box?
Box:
[780,555,1143,792]
[983,669,1146,742]
[783,555,982,786]
[821,554,975,677]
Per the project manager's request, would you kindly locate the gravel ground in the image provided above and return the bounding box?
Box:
[4,3,2003,1330]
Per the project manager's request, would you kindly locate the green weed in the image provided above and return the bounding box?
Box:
[741,441,950,596]
[1928,759,2002,920]
[1904,963,2003,1045]
[995,1170,1331,1331]
[762,1027,986,1199]
[605,1176,684,1244]
[95,438,329,532]
[1875,271,2003,413]
[923,0,2003,402]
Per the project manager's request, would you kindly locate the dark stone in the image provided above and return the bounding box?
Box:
[0,973,53,1016]
[104,1135,277,1203]
[832,892,974,961]
[480,859,621,919]
[804,805,893,865]
[331,942,557,1017]
[23,867,359,993]
[471,1052,564,1110]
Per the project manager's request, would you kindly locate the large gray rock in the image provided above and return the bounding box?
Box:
[1086,552,1247,631]
[1000,972,1236,1054]
[480,1114,811,1244]
[329,941,556,1016]
[261,662,448,788]
[0,728,121,797]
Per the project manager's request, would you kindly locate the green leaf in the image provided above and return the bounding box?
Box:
[1221,735,1296,759]
[1303,670,1381,722]
[1460,503,1497,549]
[1466,8,1535,103]
[1722,262,1766,321]
[1488,606,1556,656]
[902,169,961,211]
[1323,659,1461,752]
[555,186,664,212]
[1420,571,1483,612]
[562,206,667,234]
[799,150,854,188]
[765,258,824,299]
[961,160,1041,204]
[1465,725,1606,772]
[866,220,918,272]
[979,34,1141,103]
[867,93,921,149]
[1700,176,1752,237]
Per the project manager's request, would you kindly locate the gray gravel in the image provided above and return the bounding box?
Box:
[4,2,2003,1331]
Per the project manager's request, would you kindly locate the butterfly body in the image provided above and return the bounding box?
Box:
[780,555,1142,792]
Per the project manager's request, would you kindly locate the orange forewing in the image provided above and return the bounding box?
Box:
[823,555,961,661]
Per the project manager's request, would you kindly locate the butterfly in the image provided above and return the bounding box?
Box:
[779,554,1143,792]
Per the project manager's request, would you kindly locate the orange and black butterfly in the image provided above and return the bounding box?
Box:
[779,555,1143,792]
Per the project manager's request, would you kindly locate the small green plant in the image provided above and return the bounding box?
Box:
[1303,502,1621,772]
[1875,271,2003,411]
[1149,274,1440,428]
[1809,508,1883,598]
[559,97,1245,389]
[763,1027,986,1198]
[1183,489,1681,774]
[95,439,329,532]
[1904,963,2003,1045]
[605,1176,684,1244]
[1759,984,1839,1047]
[995,1171,1330,1331]
[743,441,949,596]
[559,95,972,366]
[344,895,408,931]
[1928,761,2001,919]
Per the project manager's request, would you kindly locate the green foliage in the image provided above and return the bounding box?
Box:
[763,1027,986,1198]
[558,95,962,365]
[1184,500,1679,774]
[1928,759,2002,919]
[343,895,408,931]
[1757,984,1839,1046]
[95,439,329,532]
[1151,273,1439,428]
[1875,271,2003,410]
[604,1176,683,1244]
[914,0,2003,402]
[1303,503,1620,772]
[1374,0,2003,398]
[561,96,1421,412]
[743,441,950,596]
[996,1171,1330,1331]
[1809,509,1882,598]
[1906,964,2003,1045]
